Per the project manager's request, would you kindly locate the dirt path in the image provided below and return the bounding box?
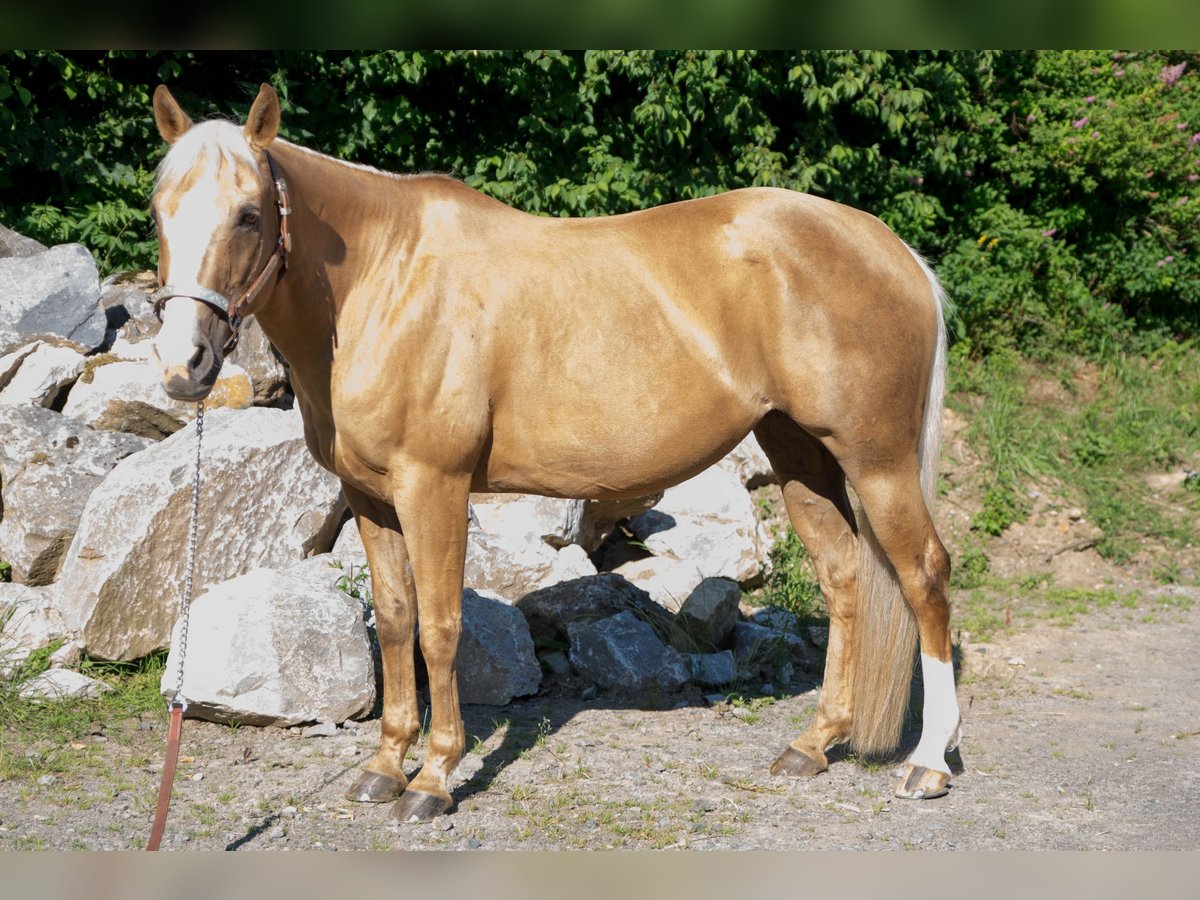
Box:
[3,586,1197,851]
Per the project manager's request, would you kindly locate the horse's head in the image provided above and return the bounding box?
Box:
[150,84,288,401]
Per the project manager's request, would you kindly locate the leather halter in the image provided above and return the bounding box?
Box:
[151,151,292,356]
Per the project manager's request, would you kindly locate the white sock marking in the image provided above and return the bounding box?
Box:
[907,653,961,775]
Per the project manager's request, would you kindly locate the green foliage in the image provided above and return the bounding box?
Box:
[951,341,1200,560]
[2,50,1197,352]
[951,542,991,590]
[332,560,372,608]
[0,650,167,780]
[0,560,11,583]
[760,529,825,623]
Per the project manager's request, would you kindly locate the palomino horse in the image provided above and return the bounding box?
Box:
[150,84,961,822]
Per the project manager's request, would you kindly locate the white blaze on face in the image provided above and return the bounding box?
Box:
[158,166,230,298]
[153,297,212,376]
[906,653,962,776]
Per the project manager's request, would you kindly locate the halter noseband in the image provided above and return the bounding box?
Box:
[151,151,292,356]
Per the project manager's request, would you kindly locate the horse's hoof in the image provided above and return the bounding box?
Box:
[346,770,406,803]
[894,764,950,800]
[390,790,450,823]
[770,746,827,777]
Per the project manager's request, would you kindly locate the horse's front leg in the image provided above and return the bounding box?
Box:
[389,466,472,823]
[342,483,420,804]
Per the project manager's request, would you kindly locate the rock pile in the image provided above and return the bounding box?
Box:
[0,232,820,729]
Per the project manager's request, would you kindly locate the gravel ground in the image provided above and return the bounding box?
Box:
[3,585,1197,852]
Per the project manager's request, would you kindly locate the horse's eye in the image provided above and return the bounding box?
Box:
[238,208,261,229]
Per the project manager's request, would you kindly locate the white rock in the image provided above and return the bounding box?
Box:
[0,405,149,585]
[330,520,367,567]
[0,342,38,390]
[56,407,346,660]
[628,466,771,587]
[0,583,65,647]
[470,493,587,549]
[161,568,375,726]
[62,357,253,439]
[463,528,563,599]
[612,556,704,613]
[49,640,82,669]
[0,583,66,678]
[717,432,776,488]
[19,668,112,701]
[0,341,85,407]
[538,543,598,589]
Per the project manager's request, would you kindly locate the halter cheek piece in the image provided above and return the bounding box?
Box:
[151,152,292,356]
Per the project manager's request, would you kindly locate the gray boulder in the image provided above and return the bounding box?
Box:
[160,568,374,726]
[453,589,541,705]
[0,404,150,585]
[55,407,346,660]
[0,224,47,259]
[731,621,821,683]
[687,650,737,687]
[675,577,741,651]
[567,610,689,693]
[228,317,291,407]
[745,605,803,635]
[0,244,107,354]
[516,574,675,648]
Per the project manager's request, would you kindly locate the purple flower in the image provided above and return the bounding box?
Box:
[1188,174,1199,182]
[1092,131,1101,139]
[1084,95,1096,103]
[1190,132,1200,145]
[1160,61,1187,87]
[1073,116,1089,128]
[1042,228,1058,237]
[1026,112,1036,123]
[1114,68,1125,78]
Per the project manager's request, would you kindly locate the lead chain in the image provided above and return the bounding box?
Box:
[170,401,204,708]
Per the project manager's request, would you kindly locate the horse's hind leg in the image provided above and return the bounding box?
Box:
[754,413,861,777]
[342,484,420,804]
[843,460,961,799]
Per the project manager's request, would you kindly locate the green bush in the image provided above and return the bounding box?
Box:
[2,50,1196,356]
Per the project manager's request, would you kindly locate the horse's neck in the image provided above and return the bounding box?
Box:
[252,143,421,448]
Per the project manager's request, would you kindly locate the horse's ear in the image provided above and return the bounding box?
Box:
[153,85,193,144]
[245,83,281,151]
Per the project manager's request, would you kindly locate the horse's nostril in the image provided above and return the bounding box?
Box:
[187,346,206,370]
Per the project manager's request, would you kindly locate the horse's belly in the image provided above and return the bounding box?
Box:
[479,386,765,499]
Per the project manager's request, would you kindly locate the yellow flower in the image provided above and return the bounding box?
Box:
[988,238,1000,250]
[977,232,989,246]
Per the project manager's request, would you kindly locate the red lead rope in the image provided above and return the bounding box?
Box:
[146,703,185,851]
[145,402,205,850]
